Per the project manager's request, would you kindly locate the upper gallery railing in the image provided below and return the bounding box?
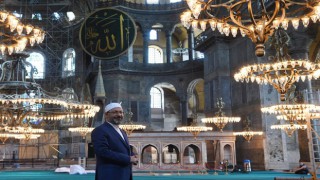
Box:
[95,0,187,11]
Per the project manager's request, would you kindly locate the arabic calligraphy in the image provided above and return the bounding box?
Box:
[80,8,137,59]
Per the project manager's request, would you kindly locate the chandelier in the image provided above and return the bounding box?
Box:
[0,10,45,55]
[271,123,307,137]
[7,126,45,134]
[181,0,320,57]
[233,118,263,142]
[177,113,212,139]
[69,117,95,138]
[234,59,320,101]
[0,126,45,142]
[234,28,320,101]
[69,127,94,138]
[0,53,100,138]
[172,41,188,55]
[0,133,14,143]
[261,104,320,116]
[119,110,146,136]
[202,98,240,132]
[0,10,99,142]
[261,103,320,136]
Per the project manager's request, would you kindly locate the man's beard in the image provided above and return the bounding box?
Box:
[110,117,122,125]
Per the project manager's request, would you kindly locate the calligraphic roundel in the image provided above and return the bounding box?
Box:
[80,8,137,59]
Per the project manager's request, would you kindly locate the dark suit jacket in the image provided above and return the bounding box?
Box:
[91,122,133,180]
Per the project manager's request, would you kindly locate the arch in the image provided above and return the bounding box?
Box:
[150,87,163,109]
[141,144,159,164]
[146,0,159,4]
[170,0,182,4]
[162,144,180,164]
[130,145,138,155]
[144,79,178,95]
[182,144,201,164]
[219,141,236,169]
[186,78,205,116]
[149,29,158,40]
[148,45,163,64]
[223,144,233,167]
[25,51,46,79]
[149,82,180,131]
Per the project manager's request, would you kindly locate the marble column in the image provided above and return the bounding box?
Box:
[289,31,312,59]
[142,30,150,65]
[187,27,195,61]
[180,99,188,126]
[165,30,173,63]
[289,31,313,92]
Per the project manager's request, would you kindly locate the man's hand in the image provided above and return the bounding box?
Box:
[130,155,138,165]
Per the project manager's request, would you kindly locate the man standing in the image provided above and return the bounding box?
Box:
[91,102,138,180]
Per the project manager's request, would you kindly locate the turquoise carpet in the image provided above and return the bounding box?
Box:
[0,170,312,180]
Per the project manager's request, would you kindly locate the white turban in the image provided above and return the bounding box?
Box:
[104,102,122,113]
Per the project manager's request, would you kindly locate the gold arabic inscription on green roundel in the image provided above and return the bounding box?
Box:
[80,8,137,59]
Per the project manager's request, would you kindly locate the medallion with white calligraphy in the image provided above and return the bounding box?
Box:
[80,8,137,59]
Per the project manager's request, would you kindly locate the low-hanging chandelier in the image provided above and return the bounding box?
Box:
[0,133,14,143]
[0,126,45,141]
[261,104,320,116]
[234,60,320,101]
[271,123,307,137]
[234,28,320,101]
[181,0,320,57]
[69,127,94,138]
[69,117,95,138]
[119,110,146,136]
[202,98,240,132]
[177,113,212,139]
[233,117,263,142]
[261,103,320,136]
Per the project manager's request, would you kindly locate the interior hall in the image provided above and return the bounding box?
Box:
[0,0,319,178]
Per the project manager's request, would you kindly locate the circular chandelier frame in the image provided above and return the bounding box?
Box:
[234,60,320,101]
[181,0,320,56]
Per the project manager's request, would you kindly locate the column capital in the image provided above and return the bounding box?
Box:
[164,28,174,36]
[140,24,153,35]
[288,30,313,59]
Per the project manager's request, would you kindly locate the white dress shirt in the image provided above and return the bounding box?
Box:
[107,122,125,140]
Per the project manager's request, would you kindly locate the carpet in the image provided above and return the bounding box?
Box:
[0,170,312,180]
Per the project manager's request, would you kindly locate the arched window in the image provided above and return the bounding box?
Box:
[25,52,45,79]
[149,29,158,40]
[223,144,232,164]
[150,87,162,108]
[183,144,200,164]
[148,45,163,64]
[142,145,158,164]
[162,144,179,164]
[62,48,75,77]
[146,0,159,4]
